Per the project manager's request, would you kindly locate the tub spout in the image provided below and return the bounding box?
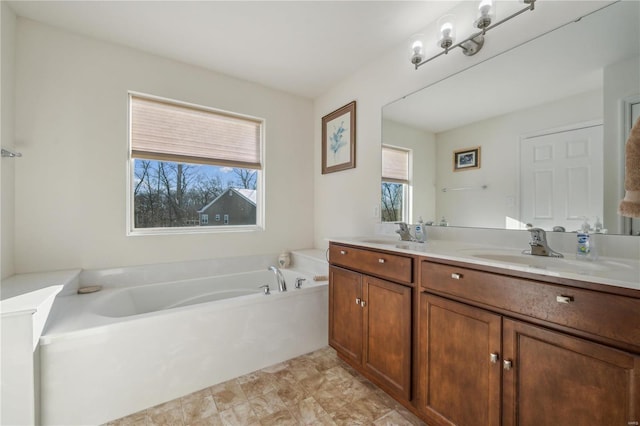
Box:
[268,266,287,292]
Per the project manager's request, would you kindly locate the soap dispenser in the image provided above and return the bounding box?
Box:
[278,251,291,268]
[576,218,592,260]
[594,216,603,233]
[415,217,426,243]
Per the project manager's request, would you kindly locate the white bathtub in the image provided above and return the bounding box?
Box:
[38,257,328,426]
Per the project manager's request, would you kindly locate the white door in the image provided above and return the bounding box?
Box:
[520,124,603,232]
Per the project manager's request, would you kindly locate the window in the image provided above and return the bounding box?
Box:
[381,145,410,222]
[129,93,264,234]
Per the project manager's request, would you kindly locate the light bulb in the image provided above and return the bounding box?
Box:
[437,15,456,49]
[409,34,425,65]
[479,0,493,16]
[475,0,495,29]
[412,39,423,54]
[440,22,453,38]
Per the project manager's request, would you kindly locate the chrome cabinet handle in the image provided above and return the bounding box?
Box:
[378,258,385,264]
[340,250,347,255]
[490,353,499,364]
[356,297,361,305]
[503,360,513,370]
[360,300,367,308]
[556,295,573,304]
[451,273,462,280]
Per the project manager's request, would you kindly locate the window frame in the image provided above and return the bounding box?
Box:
[126,91,265,236]
[381,145,412,223]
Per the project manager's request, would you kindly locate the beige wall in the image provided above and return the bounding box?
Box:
[13,18,314,273]
[1,2,16,279]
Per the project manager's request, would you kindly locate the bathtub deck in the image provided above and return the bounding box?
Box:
[105,346,425,426]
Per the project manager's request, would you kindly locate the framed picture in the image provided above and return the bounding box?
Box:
[322,101,356,174]
[453,146,481,171]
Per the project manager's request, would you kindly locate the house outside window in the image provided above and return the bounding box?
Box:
[128,93,264,234]
[381,145,410,223]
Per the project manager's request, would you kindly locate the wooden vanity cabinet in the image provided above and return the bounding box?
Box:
[328,243,413,401]
[419,294,501,426]
[502,318,639,426]
[419,260,640,426]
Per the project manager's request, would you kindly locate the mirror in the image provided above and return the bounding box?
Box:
[382,1,639,235]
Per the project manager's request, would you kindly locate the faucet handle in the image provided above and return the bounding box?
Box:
[258,284,270,295]
[295,278,306,289]
[527,227,546,244]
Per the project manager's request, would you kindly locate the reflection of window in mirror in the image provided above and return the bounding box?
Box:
[382,145,410,222]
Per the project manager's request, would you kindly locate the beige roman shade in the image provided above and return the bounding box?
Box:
[130,95,262,169]
[382,145,409,184]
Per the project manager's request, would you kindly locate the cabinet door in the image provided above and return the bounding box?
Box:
[419,294,502,426]
[329,266,363,364]
[362,276,412,400]
[503,318,640,426]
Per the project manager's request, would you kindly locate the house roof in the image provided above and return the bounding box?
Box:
[197,188,256,214]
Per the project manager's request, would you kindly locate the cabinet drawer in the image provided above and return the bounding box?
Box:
[421,261,640,350]
[330,244,413,284]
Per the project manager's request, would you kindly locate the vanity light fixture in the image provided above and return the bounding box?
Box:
[410,0,535,69]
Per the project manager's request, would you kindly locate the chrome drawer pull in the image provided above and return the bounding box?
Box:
[340,250,347,255]
[378,258,385,264]
[490,353,499,364]
[556,295,573,304]
[356,298,361,305]
[503,360,513,370]
[451,273,462,280]
[360,300,367,308]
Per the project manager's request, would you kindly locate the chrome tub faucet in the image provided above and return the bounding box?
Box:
[523,228,563,257]
[268,266,287,292]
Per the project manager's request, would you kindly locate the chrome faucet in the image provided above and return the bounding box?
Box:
[523,228,563,258]
[395,222,413,241]
[268,266,287,292]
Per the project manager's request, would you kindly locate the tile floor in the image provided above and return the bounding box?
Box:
[105,346,427,426]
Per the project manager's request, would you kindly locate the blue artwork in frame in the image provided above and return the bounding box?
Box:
[322,101,356,174]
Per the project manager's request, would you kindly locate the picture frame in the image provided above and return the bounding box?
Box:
[322,101,356,174]
[453,146,481,171]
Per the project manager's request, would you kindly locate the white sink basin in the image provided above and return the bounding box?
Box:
[358,238,402,245]
[465,251,632,273]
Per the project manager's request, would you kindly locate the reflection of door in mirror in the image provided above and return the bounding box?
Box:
[520,124,603,233]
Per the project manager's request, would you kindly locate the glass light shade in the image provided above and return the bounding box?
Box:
[409,34,425,65]
[437,15,456,49]
[476,0,495,29]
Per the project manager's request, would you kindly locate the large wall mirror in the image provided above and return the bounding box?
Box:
[382,1,639,236]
